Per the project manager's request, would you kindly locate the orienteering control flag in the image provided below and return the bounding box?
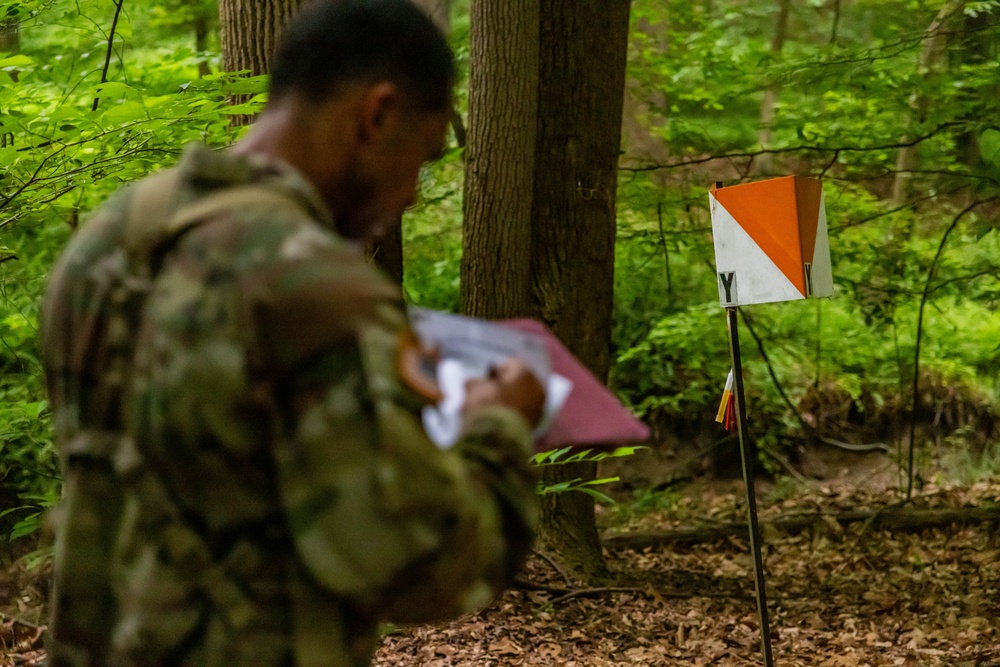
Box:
[711,176,834,307]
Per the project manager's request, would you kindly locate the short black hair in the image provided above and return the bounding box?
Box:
[269,0,454,112]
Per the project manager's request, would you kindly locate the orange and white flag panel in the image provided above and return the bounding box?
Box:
[710,176,833,307]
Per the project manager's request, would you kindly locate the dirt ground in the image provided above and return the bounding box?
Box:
[2,462,999,666]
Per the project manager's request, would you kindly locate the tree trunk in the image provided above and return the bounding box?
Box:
[0,21,18,53]
[756,0,791,176]
[530,0,631,584]
[194,10,213,78]
[828,0,841,46]
[218,0,304,126]
[462,0,631,583]
[604,507,1000,550]
[953,8,993,179]
[891,1,961,204]
[461,0,539,319]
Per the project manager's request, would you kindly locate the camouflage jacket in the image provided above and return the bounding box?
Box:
[40,145,538,667]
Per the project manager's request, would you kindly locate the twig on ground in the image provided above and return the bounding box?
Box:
[516,579,759,606]
[819,437,891,453]
[605,506,1000,550]
[513,578,569,595]
[535,550,575,587]
[0,613,42,632]
[768,448,811,484]
[548,586,645,605]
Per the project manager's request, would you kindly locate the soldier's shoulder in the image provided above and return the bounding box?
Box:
[232,223,402,373]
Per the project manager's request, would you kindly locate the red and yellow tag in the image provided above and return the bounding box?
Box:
[715,369,736,431]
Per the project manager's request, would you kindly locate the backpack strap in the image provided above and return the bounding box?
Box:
[123,168,303,279]
[114,172,308,635]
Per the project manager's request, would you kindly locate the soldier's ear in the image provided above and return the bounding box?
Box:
[358,82,402,145]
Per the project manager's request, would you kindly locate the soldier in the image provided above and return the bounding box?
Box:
[40,1,545,665]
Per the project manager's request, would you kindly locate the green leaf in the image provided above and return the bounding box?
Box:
[9,512,41,542]
[584,477,621,486]
[0,55,33,68]
[25,400,47,419]
[222,74,270,95]
[538,480,576,494]
[534,446,572,464]
[101,100,147,125]
[574,487,617,505]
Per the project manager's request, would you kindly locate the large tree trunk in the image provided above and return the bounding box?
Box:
[531,0,631,584]
[461,0,539,318]
[463,0,631,583]
[218,0,304,126]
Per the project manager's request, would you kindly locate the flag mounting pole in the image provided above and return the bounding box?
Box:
[711,173,833,666]
[726,305,775,667]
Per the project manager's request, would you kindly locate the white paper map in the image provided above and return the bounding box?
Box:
[408,307,572,449]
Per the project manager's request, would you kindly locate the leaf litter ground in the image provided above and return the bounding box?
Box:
[375,477,1000,667]
[0,477,998,666]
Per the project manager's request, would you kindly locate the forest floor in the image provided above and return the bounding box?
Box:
[372,468,1000,667]
[0,462,998,666]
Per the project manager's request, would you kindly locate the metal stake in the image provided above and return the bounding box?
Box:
[726,306,775,667]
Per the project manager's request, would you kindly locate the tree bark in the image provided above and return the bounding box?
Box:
[0,21,19,53]
[461,0,539,319]
[218,0,305,126]
[194,10,213,78]
[953,8,993,178]
[463,0,630,582]
[756,0,791,176]
[891,1,961,204]
[531,1,631,583]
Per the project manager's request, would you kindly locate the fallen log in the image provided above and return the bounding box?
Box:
[602,506,1000,550]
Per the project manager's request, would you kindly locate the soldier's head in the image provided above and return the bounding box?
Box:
[250,0,454,241]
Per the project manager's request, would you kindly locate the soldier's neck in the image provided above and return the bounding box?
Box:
[233,96,354,213]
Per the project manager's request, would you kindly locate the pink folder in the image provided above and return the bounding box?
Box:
[502,319,650,451]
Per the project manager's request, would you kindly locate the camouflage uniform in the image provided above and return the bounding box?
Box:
[41,145,538,667]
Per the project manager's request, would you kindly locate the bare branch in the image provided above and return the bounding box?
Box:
[92,0,125,112]
[620,122,967,173]
[907,197,999,501]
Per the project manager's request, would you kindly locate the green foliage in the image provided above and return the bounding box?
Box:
[613,304,730,419]
[1,0,998,548]
[0,0,245,540]
[402,148,464,311]
[608,486,683,527]
[938,432,1000,485]
[532,447,645,503]
[613,0,1000,468]
[532,445,645,466]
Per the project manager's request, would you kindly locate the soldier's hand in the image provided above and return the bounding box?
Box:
[463,359,547,428]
